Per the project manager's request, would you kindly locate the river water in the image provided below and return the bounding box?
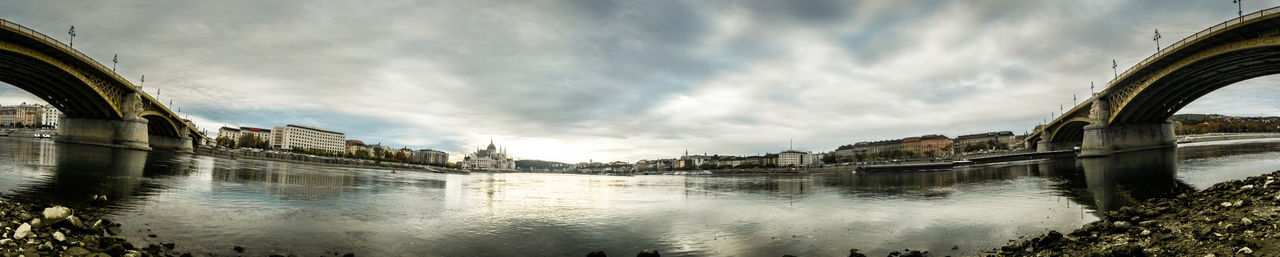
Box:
[1,137,1280,256]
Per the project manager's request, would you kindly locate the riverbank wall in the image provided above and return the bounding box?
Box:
[0,128,55,137]
[1177,132,1280,143]
[194,147,468,174]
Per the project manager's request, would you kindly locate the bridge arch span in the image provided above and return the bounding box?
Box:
[1049,118,1093,143]
[0,19,203,152]
[1032,7,1280,156]
[1110,38,1280,125]
[0,43,119,119]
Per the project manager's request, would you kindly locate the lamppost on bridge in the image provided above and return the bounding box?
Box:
[1154,29,1163,52]
[1234,0,1244,20]
[112,54,118,72]
[1112,59,1118,78]
[1091,82,1095,96]
[140,75,145,89]
[67,26,75,48]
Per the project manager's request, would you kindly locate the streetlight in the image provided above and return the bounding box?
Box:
[1153,29,1163,52]
[67,26,75,48]
[1234,0,1244,20]
[1112,59,1118,78]
[112,54,118,72]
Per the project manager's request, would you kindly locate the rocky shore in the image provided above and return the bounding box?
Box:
[0,198,203,257]
[997,170,1280,256]
[0,198,330,257]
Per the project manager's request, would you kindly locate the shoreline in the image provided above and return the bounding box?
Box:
[193,147,470,175]
[999,170,1280,256]
[1177,132,1280,144]
[2,168,1279,256]
[0,200,190,257]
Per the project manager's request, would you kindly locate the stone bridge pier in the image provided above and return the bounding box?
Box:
[54,93,194,153]
[1079,98,1176,157]
[56,117,151,151]
[148,129,194,153]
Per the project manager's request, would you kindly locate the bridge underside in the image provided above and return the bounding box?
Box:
[1,21,199,153]
[1036,25,1280,157]
[1113,46,1280,125]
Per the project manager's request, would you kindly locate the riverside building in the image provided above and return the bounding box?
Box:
[412,149,449,165]
[0,103,44,128]
[218,126,273,145]
[39,105,59,128]
[270,125,346,154]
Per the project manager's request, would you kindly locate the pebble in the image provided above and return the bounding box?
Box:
[1238,247,1253,255]
[1112,221,1130,229]
[1221,202,1233,207]
[1242,185,1255,190]
[66,216,84,229]
[53,231,65,242]
[637,249,660,257]
[1242,217,1254,225]
[64,247,91,256]
[12,223,30,239]
[1139,230,1151,236]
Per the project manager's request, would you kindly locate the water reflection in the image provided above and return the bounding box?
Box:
[0,137,1277,256]
[1080,149,1195,216]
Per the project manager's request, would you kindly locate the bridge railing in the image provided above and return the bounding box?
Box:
[1106,6,1280,90]
[0,19,202,136]
[0,19,124,88]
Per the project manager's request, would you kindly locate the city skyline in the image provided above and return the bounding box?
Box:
[3,1,1280,163]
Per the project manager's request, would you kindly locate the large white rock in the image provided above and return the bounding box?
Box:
[12,223,30,239]
[42,206,72,224]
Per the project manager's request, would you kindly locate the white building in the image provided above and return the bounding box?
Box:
[271,125,346,154]
[778,150,807,167]
[462,140,514,170]
[39,105,60,128]
[804,153,824,166]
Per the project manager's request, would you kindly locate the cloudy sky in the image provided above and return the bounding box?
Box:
[3,0,1280,163]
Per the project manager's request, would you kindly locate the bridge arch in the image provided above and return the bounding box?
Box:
[1108,36,1280,125]
[140,112,181,138]
[0,19,202,152]
[1048,117,1093,143]
[0,42,120,119]
[1031,7,1280,156]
